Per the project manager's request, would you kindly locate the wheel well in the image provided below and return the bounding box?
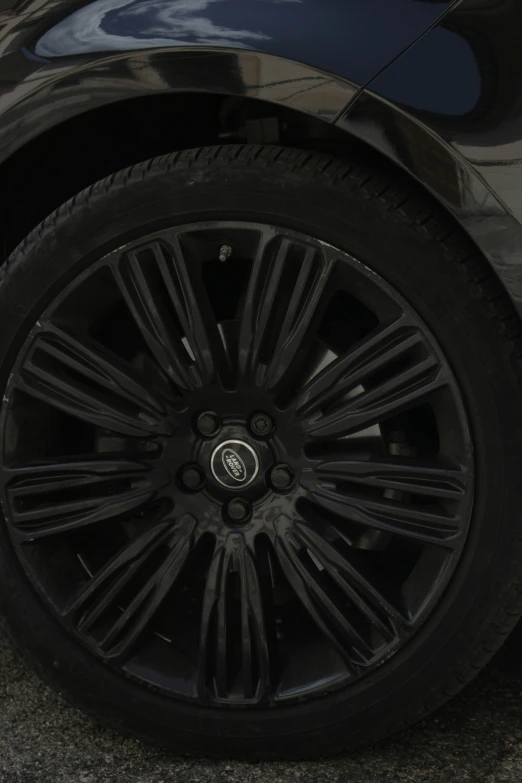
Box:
[0,92,351,258]
[0,90,495,269]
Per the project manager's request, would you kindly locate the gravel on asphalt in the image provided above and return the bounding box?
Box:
[1,622,522,783]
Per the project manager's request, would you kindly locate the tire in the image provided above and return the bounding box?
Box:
[1,145,522,760]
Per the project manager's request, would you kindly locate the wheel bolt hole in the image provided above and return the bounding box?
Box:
[270,464,294,492]
[225,498,252,525]
[179,464,206,492]
[195,411,221,438]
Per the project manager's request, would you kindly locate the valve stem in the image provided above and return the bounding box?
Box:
[219,244,232,262]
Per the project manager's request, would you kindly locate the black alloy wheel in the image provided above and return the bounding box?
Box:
[0,219,473,703]
[0,146,521,759]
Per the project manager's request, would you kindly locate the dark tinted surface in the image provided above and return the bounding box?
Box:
[34,0,453,84]
[369,0,522,221]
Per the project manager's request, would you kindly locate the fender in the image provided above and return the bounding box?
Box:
[0,48,358,158]
[33,0,454,81]
[338,0,522,316]
[0,0,455,162]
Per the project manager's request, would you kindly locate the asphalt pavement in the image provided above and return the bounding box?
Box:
[1,621,522,783]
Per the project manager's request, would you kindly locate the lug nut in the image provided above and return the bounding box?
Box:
[270,464,294,491]
[196,411,220,437]
[180,464,205,491]
[250,412,274,437]
[226,498,251,523]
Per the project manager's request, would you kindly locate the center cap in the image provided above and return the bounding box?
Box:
[210,439,259,489]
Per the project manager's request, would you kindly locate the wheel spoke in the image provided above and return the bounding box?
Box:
[310,457,470,501]
[293,520,409,634]
[295,319,446,438]
[65,515,196,660]
[3,458,168,541]
[274,516,378,667]
[114,236,232,390]
[239,236,334,388]
[113,244,203,392]
[17,324,173,437]
[198,535,270,702]
[307,480,463,546]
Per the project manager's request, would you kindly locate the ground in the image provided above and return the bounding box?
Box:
[1,622,522,783]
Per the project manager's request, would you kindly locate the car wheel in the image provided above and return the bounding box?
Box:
[1,146,522,759]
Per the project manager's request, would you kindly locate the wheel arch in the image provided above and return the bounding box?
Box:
[0,47,355,256]
[1,58,522,323]
[337,90,522,319]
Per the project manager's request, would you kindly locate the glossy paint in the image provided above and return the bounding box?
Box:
[0,1,455,171]
[32,0,454,84]
[366,0,522,222]
[338,0,522,315]
[0,47,357,161]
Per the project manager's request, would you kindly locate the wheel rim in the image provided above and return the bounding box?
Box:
[0,222,474,706]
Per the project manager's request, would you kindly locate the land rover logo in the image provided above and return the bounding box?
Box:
[210,440,259,488]
[222,448,246,481]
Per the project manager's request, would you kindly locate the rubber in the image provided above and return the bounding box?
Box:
[1,145,522,759]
